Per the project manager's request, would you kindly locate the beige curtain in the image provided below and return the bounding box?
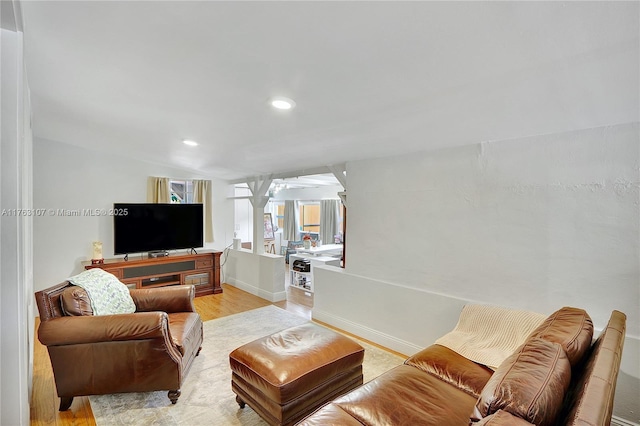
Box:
[147,177,170,203]
[193,180,214,243]
[320,199,339,244]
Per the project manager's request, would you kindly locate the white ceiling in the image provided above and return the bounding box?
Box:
[20,1,639,182]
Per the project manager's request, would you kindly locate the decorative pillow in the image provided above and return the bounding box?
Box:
[60,286,94,316]
[527,307,593,367]
[472,338,571,426]
[67,268,136,315]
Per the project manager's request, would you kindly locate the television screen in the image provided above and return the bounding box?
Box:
[113,203,204,255]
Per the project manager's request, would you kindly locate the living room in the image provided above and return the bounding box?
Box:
[1,1,638,425]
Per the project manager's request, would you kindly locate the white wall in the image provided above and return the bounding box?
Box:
[223,249,286,302]
[1,21,33,426]
[32,137,234,292]
[313,122,640,422]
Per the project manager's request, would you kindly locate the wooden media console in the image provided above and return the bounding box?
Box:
[83,251,222,296]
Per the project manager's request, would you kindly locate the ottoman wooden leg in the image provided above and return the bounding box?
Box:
[236,395,246,409]
[168,389,181,404]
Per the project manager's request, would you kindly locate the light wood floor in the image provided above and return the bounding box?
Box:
[30,284,310,426]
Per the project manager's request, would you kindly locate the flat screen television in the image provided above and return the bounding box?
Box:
[113,203,204,255]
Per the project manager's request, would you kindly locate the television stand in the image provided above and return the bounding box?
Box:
[82,250,222,296]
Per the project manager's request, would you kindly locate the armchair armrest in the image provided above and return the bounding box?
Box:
[130,285,195,313]
[38,311,170,346]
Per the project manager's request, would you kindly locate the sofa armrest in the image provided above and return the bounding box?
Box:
[405,344,494,398]
[130,285,195,313]
[473,410,535,425]
[37,311,170,346]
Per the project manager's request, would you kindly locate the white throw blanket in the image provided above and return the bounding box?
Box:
[67,268,136,316]
[435,304,546,370]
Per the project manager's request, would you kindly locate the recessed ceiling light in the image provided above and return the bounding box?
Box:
[270,96,296,110]
[182,139,198,147]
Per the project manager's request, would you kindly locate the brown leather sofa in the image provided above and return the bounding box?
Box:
[35,282,203,411]
[298,307,626,426]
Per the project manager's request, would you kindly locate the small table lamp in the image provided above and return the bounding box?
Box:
[91,241,104,264]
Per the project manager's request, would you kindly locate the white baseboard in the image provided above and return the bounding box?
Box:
[312,308,423,356]
[612,416,640,426]
[258,289,286,302]
[225,278,255,294]
[224,278,286,302]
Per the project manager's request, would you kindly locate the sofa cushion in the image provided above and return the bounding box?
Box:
[297,403,367,426]
[60,286,94,316]
[473,410,534,425]
[405,344,494,398]
[303,365,478,426]
[527,306,593,367]
[472,338,571,426]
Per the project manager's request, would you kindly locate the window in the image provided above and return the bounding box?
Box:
[170,180,194,204]
[234,185,253,242]
[276,203,285,230]
[299,202,320,233]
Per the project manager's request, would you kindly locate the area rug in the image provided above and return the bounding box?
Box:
[89,305,406,425]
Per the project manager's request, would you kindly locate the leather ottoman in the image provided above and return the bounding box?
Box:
[229,322,365,426]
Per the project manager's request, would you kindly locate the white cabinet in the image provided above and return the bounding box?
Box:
[288,255,341,294]
[291,270,313,292]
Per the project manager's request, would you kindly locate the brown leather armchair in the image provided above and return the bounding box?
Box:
[35,282,203,411]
